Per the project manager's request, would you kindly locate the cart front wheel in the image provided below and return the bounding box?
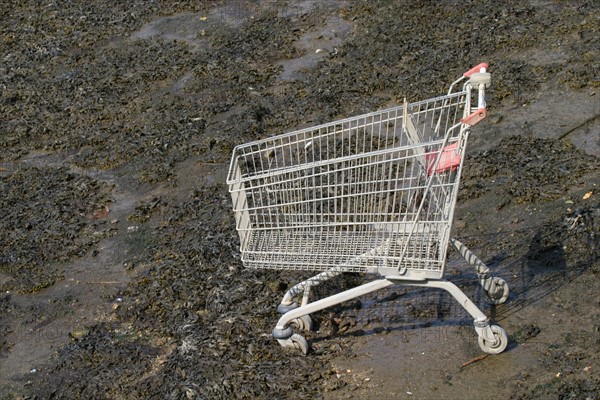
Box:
[485,277,509,305]
[478,325,508,354]
[290,315,313,331]
[276,333,309,355]
[290,334,309,355]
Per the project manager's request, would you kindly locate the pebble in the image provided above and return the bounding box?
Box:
[69,329,89,340]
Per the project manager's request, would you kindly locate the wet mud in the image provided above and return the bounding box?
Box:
[1,0,598,399]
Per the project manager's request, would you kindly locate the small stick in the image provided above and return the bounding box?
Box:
[461,354,489,368]
[557,114,599,140]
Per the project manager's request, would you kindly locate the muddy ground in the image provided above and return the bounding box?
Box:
[1,0,599,399]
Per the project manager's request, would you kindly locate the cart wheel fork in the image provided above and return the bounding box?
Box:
[277,268,343,311]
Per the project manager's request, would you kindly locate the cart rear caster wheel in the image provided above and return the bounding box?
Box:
[289,315,313,331]
[485,277,509,305]
[478,325,508,354]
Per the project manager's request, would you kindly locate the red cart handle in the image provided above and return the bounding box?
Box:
[463,62,489,77]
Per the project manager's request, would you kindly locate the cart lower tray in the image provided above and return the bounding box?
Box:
[242,226,443,274]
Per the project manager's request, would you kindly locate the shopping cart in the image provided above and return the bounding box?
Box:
[227,63,510,355]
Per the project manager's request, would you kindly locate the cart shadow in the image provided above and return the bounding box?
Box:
[485,223,595,323]
[308,283,479,347]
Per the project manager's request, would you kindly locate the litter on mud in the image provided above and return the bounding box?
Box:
[228,63,510,355]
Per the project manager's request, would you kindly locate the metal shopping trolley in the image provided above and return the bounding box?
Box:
[227,63,510,355]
